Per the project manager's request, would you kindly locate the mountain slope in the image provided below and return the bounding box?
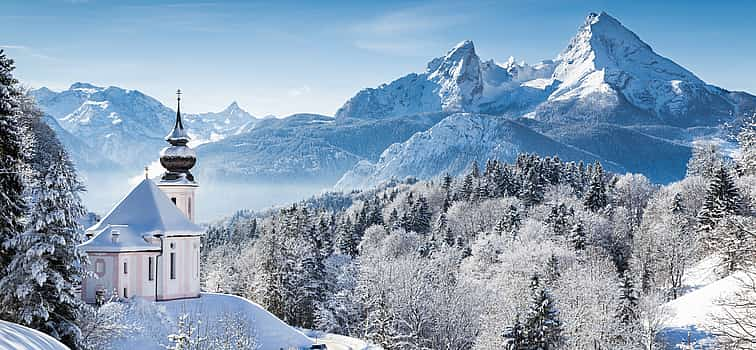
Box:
[40,115,123,172]
[197,113,448,183]
[335,12,756,187]
[336,113,620,189]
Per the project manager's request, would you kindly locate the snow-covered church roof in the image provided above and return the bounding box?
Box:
[79,178,203,252]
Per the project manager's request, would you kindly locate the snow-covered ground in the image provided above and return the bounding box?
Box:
[301,330,383,350]
[0,320,69,350]
[660,256,746,348]
[108,292,312,350]
[104,292,377,350]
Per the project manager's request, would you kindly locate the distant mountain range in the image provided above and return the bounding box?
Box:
[30,83,259,172]
[31,12,756,204]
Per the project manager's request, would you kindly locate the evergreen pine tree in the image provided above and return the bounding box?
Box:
[336,218,357,257]
[441,173,453,193]
[671,192,685,215]
[520,167,544,207]
[0,150,88,348]
[698,165,741,232]
[388,208,400,230]
[522,275,562,350]
[568,221,586,251]
[546,203,574,236]
[460,173,475,201]
[410,195,431,234]
[543,254,560,287]
[298,248,325,328]
[584,162,608,212]
[433,213,448,239]
[0,49,27,280]
[616,273,638,325]
[471,160,481,178]
[502,315,526,350]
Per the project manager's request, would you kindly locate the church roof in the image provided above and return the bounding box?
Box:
[79,178,203,252]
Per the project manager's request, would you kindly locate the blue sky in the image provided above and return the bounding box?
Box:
[1,0,755,116]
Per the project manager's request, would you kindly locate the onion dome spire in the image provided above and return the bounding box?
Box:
[160,89,197,182]
[166,89,190,145]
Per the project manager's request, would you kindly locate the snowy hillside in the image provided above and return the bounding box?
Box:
[659,256,750,348]
[106,293,313,350]
[0,320,69,350]
[99,293,380,350]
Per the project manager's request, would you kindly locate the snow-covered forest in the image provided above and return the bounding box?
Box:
[201,115,756,349]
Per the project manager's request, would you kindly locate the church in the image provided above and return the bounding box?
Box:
[79,91,203,303]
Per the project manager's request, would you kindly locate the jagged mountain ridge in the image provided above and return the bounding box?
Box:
[30,83,259,171]
[335,11,756,187]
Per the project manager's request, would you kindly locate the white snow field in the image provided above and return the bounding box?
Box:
[660,256,748,348]
[108,292,313,350]
[301,330,383,350]
[0,320,69,350]
[105,292,375,350]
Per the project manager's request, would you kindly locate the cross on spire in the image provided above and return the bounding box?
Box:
[165,88,189,144]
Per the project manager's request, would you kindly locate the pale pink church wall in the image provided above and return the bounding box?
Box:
[159,236,201,300]
[82,253,118,304]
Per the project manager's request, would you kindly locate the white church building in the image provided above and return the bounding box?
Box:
[79,91,204,303]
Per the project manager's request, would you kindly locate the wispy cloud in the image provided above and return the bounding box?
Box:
[351,3,474,56]
[287,85,312,97]
[0,44,59,61]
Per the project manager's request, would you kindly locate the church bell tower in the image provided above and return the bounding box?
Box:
[157,89,198,222]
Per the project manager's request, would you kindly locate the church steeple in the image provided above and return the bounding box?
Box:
[166,89,189,145]
[159,89,197,182]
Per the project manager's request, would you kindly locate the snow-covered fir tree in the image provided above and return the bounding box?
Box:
[522,275,562,350]
[0,49,27,282]
[584,162,609,212]
[698,165,741,232]
[0,150,88,348]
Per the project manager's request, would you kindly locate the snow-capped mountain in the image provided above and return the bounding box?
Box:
[336,12,756,187]
[182,101,257,146]
[540,12,738,126]
[335,40,484,119]
[30,83,257,171]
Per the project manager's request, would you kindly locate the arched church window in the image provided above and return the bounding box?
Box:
[95,259,106,278]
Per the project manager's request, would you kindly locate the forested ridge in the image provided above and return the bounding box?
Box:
[202,121,756,349]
